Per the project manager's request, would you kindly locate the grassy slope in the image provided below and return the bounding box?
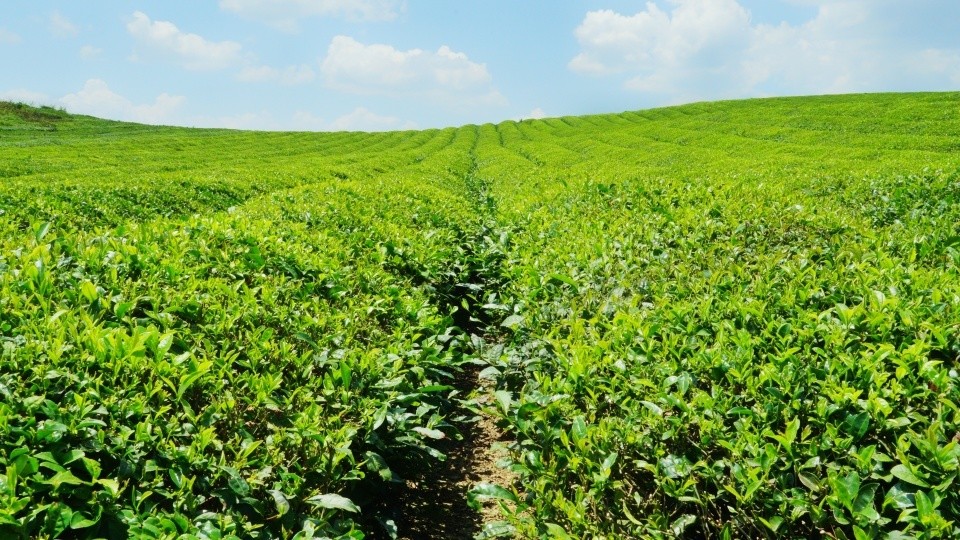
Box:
[1,93,959,539]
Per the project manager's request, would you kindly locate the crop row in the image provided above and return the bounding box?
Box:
[472,94,960,538]
[0,108,486,538]
[2,93,960,539]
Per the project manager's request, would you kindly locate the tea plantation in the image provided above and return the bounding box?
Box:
[1,93,959,538]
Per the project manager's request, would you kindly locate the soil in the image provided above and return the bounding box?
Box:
[366,367,516,540]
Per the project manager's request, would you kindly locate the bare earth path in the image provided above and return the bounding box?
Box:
[368,367,515,540]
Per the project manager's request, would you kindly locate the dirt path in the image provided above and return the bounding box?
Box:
[367,367,515,540]
[370,150,518,539]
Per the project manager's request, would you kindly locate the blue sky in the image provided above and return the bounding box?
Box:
[1,1,958,131]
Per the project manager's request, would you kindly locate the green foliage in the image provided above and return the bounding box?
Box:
[477,92,960,538]
[0,109,480,538]
[2,93,960,538]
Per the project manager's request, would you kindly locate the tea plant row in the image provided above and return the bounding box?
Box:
[2,94,960,538]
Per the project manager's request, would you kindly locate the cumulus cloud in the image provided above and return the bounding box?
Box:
[125,11,322,85]
[0,28,20,44]
[220,0,403,31]
[570,1,752,98]
[329,106,416,131]
[237,64,316,85]
[526,107,547,120]
[50,11,80,38]
[127,11,243,71]
[570,0,960,100]
[571,1,750,77]
[59,79,185,125]
[514,107,547,121]
[320,36,505,105]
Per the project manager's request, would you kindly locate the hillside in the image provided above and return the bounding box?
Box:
[1,93,959,539]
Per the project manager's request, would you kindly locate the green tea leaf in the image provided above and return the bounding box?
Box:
[412,426,446,440]
[759,516,783,533]
[660,455,692,479]
[500,314,524,329]
[671,514,697,536]
[494,390,512,414]
[469,482,519,510]
[268,490,290,517]
[226,473,250,496]
[543,523,574,539]
[48,470,87,489]
[547,273,579,293]
[571,416,587,443]
[853,483,880,523]
[884,483,914,509]
[842,412,871,440]
[890,464,929,488]
[70,509,101,530]
[915,491,934,521]
[306,493,361,513]
[832,471,861,510]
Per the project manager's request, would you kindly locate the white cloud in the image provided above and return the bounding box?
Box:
[59,79,185,124]
[329,106,416,131]
[50,10,79,38]
[742,1,960,95]
[127,11,243,71]
[0,89,50,105]
[220,0,402,31]
[526,107,546,120]
[570,0,960,99]
[237,64,316,85]
[0,28,20,44]
[79,45,102,60]
[567,54,608,76]
[320,36,504,106]
[513,107,547,121]
[570,1,751,97]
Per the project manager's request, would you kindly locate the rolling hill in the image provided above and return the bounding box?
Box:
[1,93,959,538]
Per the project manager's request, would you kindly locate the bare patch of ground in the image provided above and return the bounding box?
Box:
[366,367,515,540]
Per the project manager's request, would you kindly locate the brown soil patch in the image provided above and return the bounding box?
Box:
[366,367,516,540]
